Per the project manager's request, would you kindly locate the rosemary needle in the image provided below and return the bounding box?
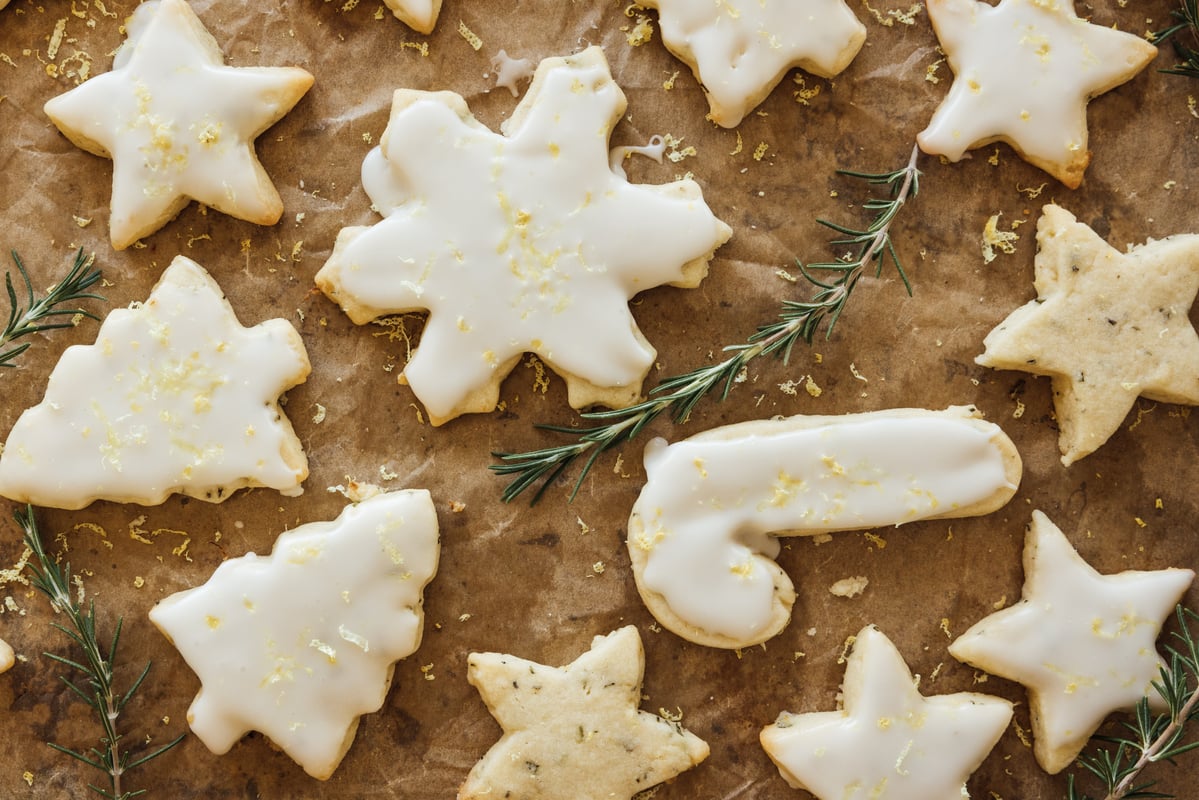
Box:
[491,144,921,504]
[1066,606,1199,800]
[1,248,105,369]
[17,505,185,800]
[1151,0,1199,80]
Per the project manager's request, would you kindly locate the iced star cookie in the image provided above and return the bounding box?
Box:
[460,626,708,800]
[316,46,731,426]
[382,0,441,34]
[42,0,313,249]
[760,625,1012,799]
[0,255,310,509]
[949,511,1194,774]
[639,0,866,127]
[627,406,1021,649]
[149,490,440,780]
[918,0,1156,188]
[977,204,1199,465]
[0,638,13,673]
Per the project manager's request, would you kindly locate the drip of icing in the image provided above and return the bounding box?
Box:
[628,408,1020,646]
[0,256,310,509]
[149,490,440,780]
[491,49,535,97]
[608,135,666,179]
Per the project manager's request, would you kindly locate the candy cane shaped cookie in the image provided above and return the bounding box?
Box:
[627,406,1022,649]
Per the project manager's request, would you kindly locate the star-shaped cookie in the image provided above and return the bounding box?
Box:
[316,46,731,425]
[949,511,1194,774]
[460,626,709,799]
[43,0,313,249]
[0,255,310,509]
[918,0,1157,188]
[0,638,13,674]
[149,490,441,780]
[640,0,866,127]
[976,204,1199,464]
[382,0,441,34]
[760,625,1012,799]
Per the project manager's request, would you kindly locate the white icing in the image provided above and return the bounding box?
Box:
[628,408,1018,645]
[0,256,310,510]
[0,638,13,673]
[490,49,534,97]
[149,490,440,780]
[382,0,441,34]
[918,0,1156,183]
[760,625,1012,799]
[42,0,313,249]
[316,46,731,424]
[949,511,1195,773]
[608,135,666,179]
[643,0,866,127]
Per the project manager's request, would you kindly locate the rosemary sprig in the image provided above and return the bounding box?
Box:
[1,248,104,369]
[16,505,184,800]
[491,144,920,504]
[1151,0,1199,80]
[1066,606,1199,800]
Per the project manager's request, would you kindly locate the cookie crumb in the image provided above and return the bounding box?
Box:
[829,576,869,598]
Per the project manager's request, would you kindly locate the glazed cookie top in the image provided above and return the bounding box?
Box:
[381,0,441,34]
[0,255,310,509]
[42,0,313,249]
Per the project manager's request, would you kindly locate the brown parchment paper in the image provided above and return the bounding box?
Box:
[1,0,1198,797]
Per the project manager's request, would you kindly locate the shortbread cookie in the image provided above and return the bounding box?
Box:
[382,0,441,34]
[640,0,866,128]
[627,406,1021,649]
[918,0,1156,188]
[0,255,310,509]
[149,490,440,780]
[42,0,313,249]
[949,511,1194,774]
[0,638,13,674]
[761,625,1012,799]
[461,626,708,800]
[977,204,1199,465]
[316,46,731,426]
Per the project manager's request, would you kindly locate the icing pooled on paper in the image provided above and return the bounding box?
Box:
[316,46,731,425]
[641,0,866,127]
[149,490,440,780]
[41,0,313,249]
[918,0,1156,188]
[627,407,1020,647]
[949,511,1194,773]
[0,256,310,510]
[760,625,1012,799]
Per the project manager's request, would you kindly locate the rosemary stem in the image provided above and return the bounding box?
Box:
[1104,685,1199,800]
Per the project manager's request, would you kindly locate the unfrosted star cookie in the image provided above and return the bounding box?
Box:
[640,0,866,127]
[627,406,1021,649]
[316,46,731,426]
[382,0,441,34]
[977,204,1199,465]
[760,625,1012,799]
[460,626,708,799]
[918,0,1156,188]
[949,511,1194,774]
[149,490,440,780]
[0,255,310,509]
[42,0,313,249]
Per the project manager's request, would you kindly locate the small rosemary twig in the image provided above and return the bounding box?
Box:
[1,249,104,369]
[1151,0,1199,80]
[491,144,921,504]
[17,505,184,800]
[1066,605,1199,800]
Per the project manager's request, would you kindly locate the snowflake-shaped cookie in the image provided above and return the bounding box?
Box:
[761,625,1012,799]
[461,626,708,799]
[640,0,867,127]
[316,46,731,425]
[977,204,1199,464]
[0,255,310,509]
[918,0,1156,188]
[149,490,440,780]
[42,0,313,249]
[382,0,441,33]
[950,511,1194,773]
